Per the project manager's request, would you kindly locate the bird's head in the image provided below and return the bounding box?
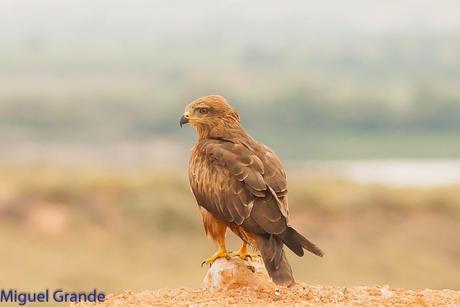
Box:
[180,95,240,133]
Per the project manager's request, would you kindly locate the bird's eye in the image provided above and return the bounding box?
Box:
[198,108,209,114]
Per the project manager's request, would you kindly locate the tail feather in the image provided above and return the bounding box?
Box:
[255,235,295,287]
[254,228,324,287]
[282,226,324,257]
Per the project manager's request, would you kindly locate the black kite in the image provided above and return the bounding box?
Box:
[180,95,324,286]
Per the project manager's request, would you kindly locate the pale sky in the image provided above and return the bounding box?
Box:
[1,0,459,46]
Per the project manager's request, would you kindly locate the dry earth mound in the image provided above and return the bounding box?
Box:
[75,285,460,306]
[75,257,460,306]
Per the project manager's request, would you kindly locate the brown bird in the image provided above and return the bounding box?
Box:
[180,95,324,287]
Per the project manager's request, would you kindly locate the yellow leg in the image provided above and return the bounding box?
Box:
[201,232,229,267]
[232,242,260,260]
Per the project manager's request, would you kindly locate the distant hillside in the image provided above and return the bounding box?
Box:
[1,35,460,159]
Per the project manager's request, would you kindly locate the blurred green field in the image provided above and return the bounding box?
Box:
[1,35,460,160]
[1,165,459,295]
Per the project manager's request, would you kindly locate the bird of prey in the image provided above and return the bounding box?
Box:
[180,95,324,287]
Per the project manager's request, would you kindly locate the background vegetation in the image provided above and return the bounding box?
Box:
[1,38,460,159]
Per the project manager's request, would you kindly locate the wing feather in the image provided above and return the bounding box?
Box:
[189,138,289,234]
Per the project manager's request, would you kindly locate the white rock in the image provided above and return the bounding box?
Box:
[380,285,393,298]
[203,256,274,290]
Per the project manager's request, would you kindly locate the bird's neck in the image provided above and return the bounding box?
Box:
[196,118,250,141]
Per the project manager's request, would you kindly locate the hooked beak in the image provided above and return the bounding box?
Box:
[179,115,189,128]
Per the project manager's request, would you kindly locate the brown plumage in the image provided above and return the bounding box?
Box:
[180,95,324,287]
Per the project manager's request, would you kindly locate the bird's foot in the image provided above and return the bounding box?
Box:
[230,248,260,261]
[201,248,230,267]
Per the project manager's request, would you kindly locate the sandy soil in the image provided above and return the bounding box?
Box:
[75,283,460,306]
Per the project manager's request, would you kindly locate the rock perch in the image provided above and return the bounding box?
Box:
[203,256,276,290]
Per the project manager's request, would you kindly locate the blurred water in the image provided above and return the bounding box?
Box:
[303,160,460,186]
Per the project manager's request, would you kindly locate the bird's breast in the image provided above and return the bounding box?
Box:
[188,148,211,195]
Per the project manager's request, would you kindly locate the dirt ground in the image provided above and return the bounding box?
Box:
[75,283,460,306]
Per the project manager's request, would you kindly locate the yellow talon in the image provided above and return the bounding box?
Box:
[232,242,260,260]
[201,247,229,267]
